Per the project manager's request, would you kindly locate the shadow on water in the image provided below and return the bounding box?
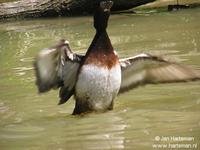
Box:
[0,8,200,150]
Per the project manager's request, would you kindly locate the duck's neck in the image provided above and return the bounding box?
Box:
[87,29,113,54]
[86,1,113,54]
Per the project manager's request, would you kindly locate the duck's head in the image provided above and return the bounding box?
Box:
[94,0,113,32]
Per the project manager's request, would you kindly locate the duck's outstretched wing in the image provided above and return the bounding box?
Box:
[34,48,62,93]
[59,53,83,105]
[34,40,83,104]
[119,53,200,94]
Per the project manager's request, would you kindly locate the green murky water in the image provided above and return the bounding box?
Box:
[0,8,200,150]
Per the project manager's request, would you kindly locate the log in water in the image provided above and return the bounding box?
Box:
[0,0,155,19]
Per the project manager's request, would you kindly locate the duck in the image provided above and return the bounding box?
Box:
[34,0,200,115]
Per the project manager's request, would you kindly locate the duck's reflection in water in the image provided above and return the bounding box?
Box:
[58,112,127,149]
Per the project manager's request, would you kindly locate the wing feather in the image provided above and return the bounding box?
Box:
[34,48,62,92]
[119,53,200,93]
[58,58,81,105]
[34,40,83,104]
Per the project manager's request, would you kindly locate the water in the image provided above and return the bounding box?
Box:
[0,8,200,150]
